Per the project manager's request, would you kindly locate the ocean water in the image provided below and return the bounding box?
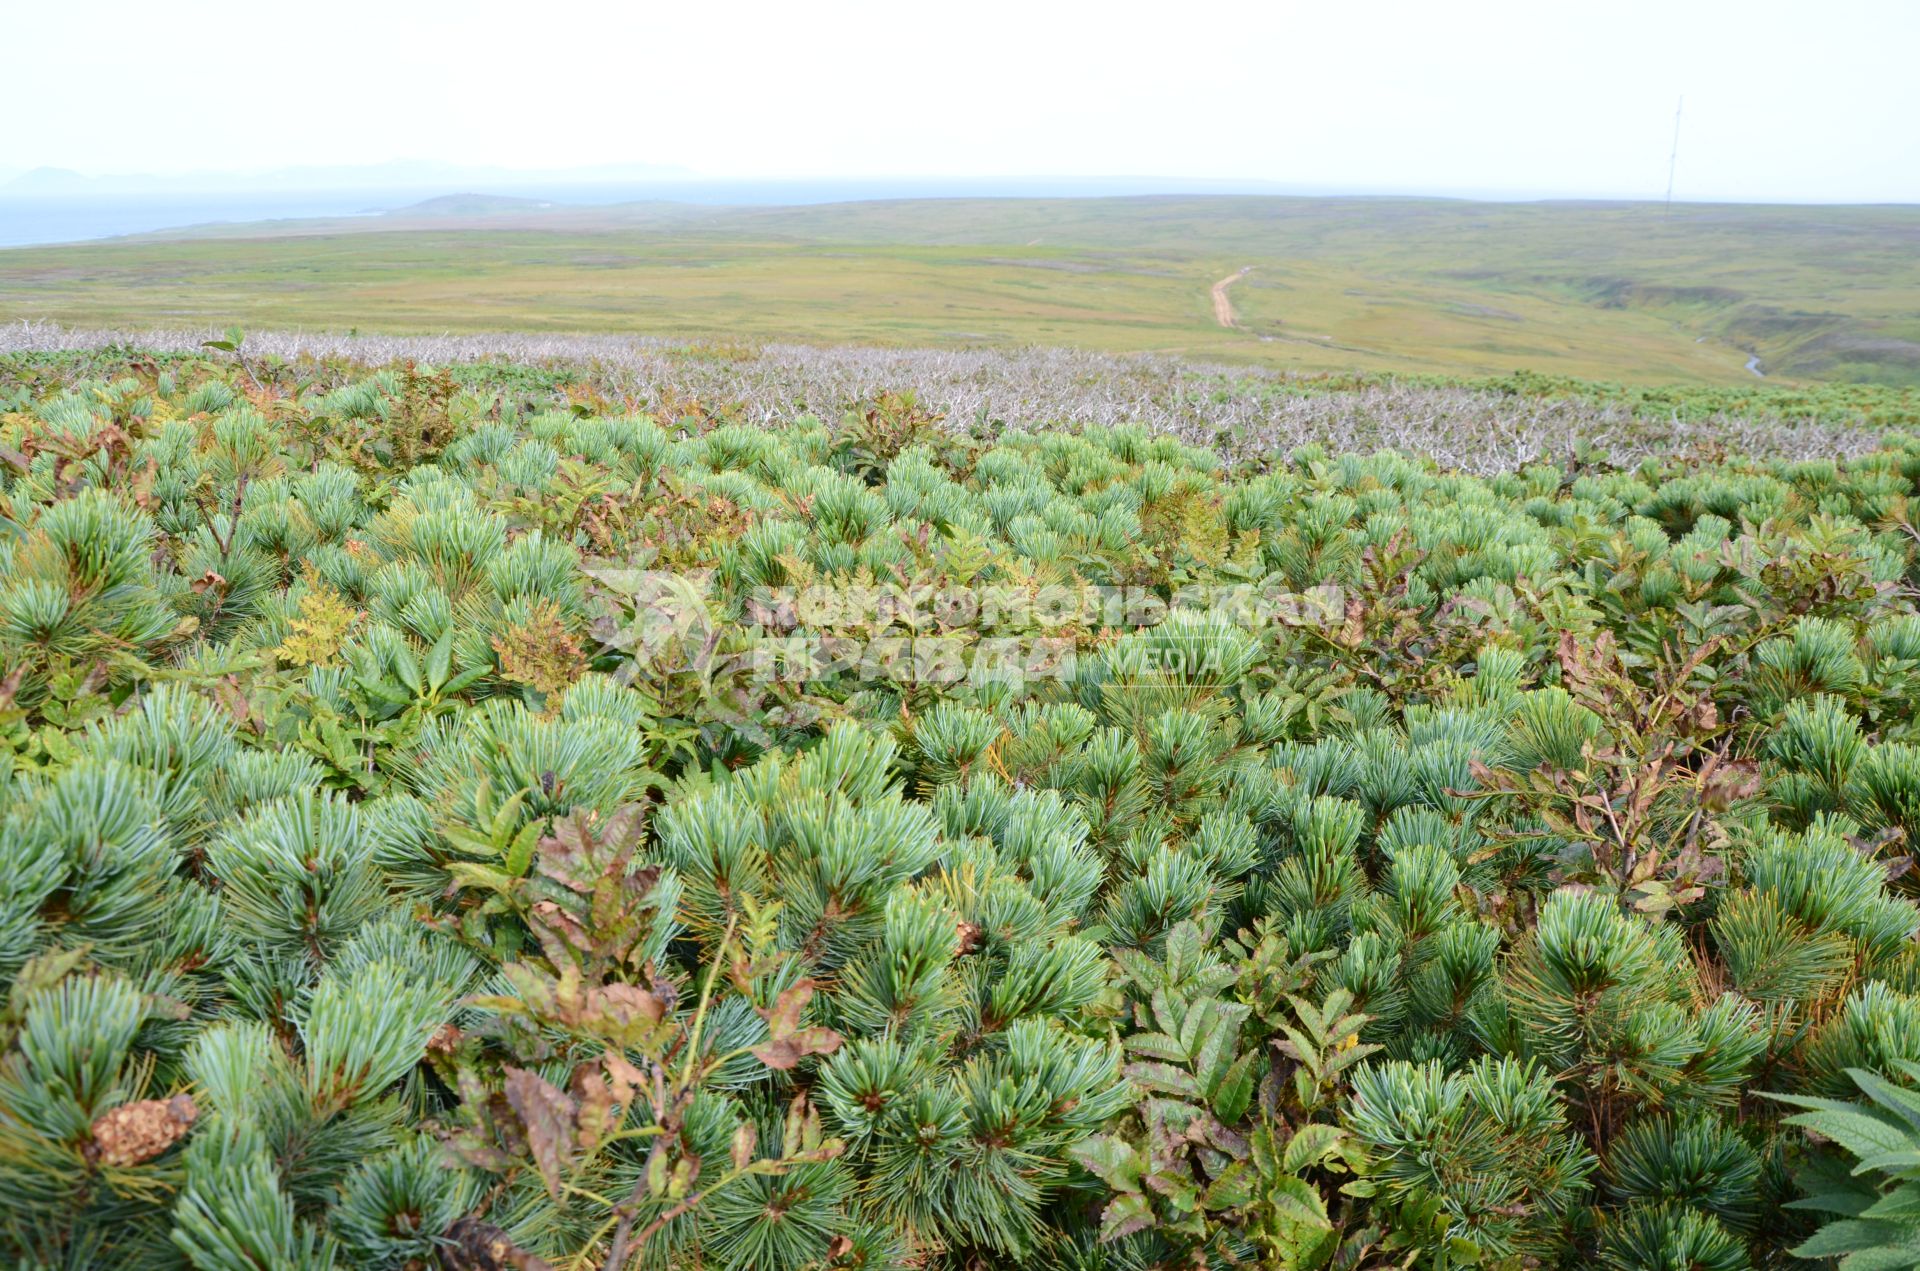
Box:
[0,192,402,248]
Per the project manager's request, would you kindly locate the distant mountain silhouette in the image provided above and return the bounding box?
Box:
[385,193,558,217]
[6,166,95,193]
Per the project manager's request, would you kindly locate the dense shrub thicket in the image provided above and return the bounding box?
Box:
[7,351,1920,1268]
[7,324,1916,473]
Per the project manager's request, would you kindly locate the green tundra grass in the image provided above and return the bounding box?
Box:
[4,195,1917,386]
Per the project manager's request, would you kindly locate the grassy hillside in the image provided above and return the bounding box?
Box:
[4,195,1917,386]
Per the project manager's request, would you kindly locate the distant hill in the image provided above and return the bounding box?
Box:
[384,193,558,217]
[6,194,1918,386]
[5,167,94,194]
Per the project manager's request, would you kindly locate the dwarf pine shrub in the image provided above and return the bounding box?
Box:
[7,347,1920,1267]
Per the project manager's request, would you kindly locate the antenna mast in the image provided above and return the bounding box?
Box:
[1664,95,1684,216]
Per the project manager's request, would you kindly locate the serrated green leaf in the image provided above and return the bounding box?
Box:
[1784,1109,1915,1165]
[1070,1135,1145,1194]
[1203,1160,1254,1211]
[1281,1122,1348,1174]
[1098,1192,1155,1243]
[1212,1048,1257,1124]
[1792,1217,1905,1258]
[446,862,520,894]
[1124,1032,1190,1064]
[1126,1060,1204,1099]
[357,674,412,706]
[1265,1174,1332,1228]
[503,822,542,878]
[1859,1183,1920,1221]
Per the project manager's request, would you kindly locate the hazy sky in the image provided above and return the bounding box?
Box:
[7,0,1917,202]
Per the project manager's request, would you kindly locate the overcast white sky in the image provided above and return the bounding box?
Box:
[6,0,1917,202]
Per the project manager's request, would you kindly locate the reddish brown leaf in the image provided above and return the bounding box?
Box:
[573,1069,618,1152]
[753,1025,843,1071]
[503,1067,578,1199]
[760,979,817,1039]
[590,983,669,1026]
[752,979,843,1069]
[731,1120,757,1170]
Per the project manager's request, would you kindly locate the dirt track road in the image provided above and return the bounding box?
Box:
[1211,267,1253,327]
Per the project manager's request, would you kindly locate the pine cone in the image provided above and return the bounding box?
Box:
[441,1217,554,1271]
[88,1094,198,1167]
